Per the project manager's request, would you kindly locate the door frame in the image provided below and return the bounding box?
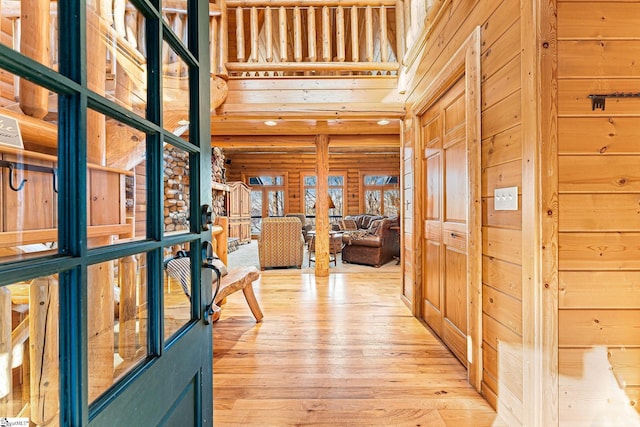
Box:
[412,27,482,390]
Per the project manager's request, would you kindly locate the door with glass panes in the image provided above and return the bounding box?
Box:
[0,1,213,425]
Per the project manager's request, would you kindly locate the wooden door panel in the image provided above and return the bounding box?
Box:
[443,319,468,367]
[443,222,467,252]
[445,248,468,335]
[426,154,441,219]
[444,141,467,223]
[425,241,441,311]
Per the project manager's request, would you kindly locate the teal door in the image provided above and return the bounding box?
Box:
[0,0,213,425]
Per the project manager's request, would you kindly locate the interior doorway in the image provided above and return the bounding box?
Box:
[413,27,482,389]
[421,77,469,366]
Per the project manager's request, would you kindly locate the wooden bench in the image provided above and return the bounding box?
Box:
[211,266,263,323]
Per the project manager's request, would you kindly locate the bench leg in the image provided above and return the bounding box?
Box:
[242,283,263,322]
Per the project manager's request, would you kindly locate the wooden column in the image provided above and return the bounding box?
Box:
[29,276,59,426]
[118,255,138,361]
[314,134,330,277]
[19,0,50,119]
[0,287,11,401]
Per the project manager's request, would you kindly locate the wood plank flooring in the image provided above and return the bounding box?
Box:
[213,271,504,426]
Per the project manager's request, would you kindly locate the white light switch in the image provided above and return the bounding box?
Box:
[494,186,518,211]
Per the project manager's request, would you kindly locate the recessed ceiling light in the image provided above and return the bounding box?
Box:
[264,120,278,126]
[177,119,190,126]
[377,119,390,126]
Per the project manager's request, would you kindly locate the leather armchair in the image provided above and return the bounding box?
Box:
[341,217,399,267]
[258,217,305,270]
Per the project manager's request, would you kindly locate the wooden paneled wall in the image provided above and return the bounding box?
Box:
[224,148,400,216]
[402,1,524,424]
[557,1,640,422]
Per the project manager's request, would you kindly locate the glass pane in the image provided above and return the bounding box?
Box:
[0,72,59,263]
[304,176,316,186]
[163,244,193,342]
[328,188,343,216]
[384,189,400,217]
[162,1,189,35]
[164,144,190,234]
[0,2,58,70]
[268,191,284,216]
[87,110,146,248]
[304,188,316,216]
[163,43,190,138]
[87,254,148,403]
[86,1,148,117]
[250,190,262,217]
[251,217,261,235]
[0,275,59,423]
[365,190,381,215]
[328,175,343,186]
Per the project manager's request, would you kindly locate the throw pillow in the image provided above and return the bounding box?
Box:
[339,218,358,231]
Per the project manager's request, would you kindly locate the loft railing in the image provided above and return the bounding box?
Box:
[219,0,403,77]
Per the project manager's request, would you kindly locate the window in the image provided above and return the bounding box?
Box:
[303,174,344,227]
[363,175,400,216]
[248,175,285,233]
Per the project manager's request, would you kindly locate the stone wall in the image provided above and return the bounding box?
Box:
[164,147,189,232]
[211,146,227,216]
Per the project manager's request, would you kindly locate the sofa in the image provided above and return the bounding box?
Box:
[340,215,400,267]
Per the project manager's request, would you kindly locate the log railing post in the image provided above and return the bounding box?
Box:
[365,5,373,63]
[118,255,138,361]
[395,0,404,64]
[321,6,331,63]
[265,7,273,63]
[307,7,316,62]
[29,276,59,426]
[380,6,388,63]
[219,0,229,76]
[279,7,288,62]
[250,7,259,63]
[293,6,302,63]
[235,7,245,62]
[336,6,345,62]
[19,0,50,119]
[350,6,358,62]
[0,287,11,402]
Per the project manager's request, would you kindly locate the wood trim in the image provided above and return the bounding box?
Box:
[409,27,482,391]
[299,170,348,217]
[522,0,558,426]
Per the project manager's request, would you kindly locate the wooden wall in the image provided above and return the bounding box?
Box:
[557,1,640,422]
[223,143,400,217]
[402,1,524,424]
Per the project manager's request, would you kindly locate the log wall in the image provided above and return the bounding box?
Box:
[402,0,524,424]
[223,142,400,216]
[556,1,640,422]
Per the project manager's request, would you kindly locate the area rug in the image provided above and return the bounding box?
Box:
[227,240,401,274]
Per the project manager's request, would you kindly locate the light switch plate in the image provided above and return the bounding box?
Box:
[494,186,518,211]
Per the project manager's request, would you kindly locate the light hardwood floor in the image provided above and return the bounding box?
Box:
[213,270,505,426]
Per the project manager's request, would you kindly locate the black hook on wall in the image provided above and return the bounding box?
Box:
[0,160,58,193]
[589,92,640,111]
[7,163,27,191]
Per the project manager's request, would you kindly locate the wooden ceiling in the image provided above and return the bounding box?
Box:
[208,76,404,154]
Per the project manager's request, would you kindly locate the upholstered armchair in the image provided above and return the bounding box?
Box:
[285,213,313,242]
[258,217,305,270]
[341,217,400,267]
